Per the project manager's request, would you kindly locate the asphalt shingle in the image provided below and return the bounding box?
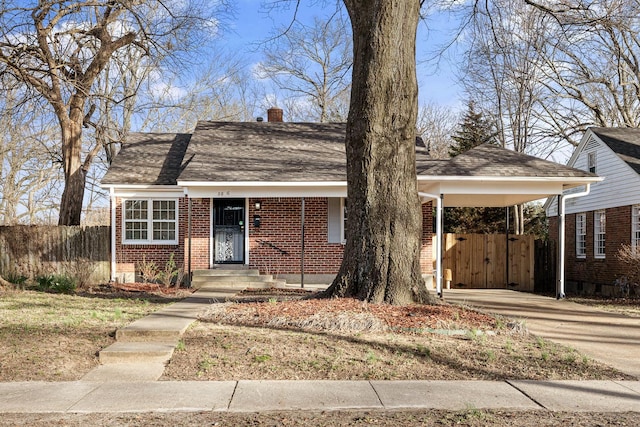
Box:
[101,133,191,185]
[590,127,640,175]
[178,122,347,182]
[419,143,596,178]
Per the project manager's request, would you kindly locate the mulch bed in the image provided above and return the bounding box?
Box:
[206,292,499,333]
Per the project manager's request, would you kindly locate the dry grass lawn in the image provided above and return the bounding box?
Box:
[0,286,177,381]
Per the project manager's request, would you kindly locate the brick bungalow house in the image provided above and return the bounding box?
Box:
[102,109,598,294]
[546,127,640,295]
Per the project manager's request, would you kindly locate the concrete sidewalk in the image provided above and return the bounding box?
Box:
[444,289,640,378]
[1,380,639,413]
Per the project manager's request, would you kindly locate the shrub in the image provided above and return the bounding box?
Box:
[158,253,179,287]
[615,244,640,296]
[61,258,97,289]
[137,255,159,284]
[36,274,77,294]
[5,271,28,287]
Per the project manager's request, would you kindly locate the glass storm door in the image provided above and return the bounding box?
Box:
[213,200,245,264]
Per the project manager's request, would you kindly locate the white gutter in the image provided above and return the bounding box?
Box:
[109,187,117,282]
[177,181,347,187]
[557,184,591,299]
[418,192,443,298]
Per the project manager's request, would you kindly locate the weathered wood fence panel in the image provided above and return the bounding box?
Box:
[436,233,535,291]
[0,226,110,283]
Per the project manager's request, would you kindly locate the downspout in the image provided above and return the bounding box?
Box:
[557,184,591,299]
[301,197,305,289]
[109,187,116,282]
[187,197,192,287]
[418,192,443,298]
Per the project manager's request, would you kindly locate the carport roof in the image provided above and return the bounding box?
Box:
[418,144,601,207]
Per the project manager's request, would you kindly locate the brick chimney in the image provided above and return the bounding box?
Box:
[267,107,283,122]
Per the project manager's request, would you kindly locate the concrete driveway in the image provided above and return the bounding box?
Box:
[443,289,640,379]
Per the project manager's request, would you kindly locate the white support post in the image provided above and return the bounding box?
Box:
[109,187,117,283]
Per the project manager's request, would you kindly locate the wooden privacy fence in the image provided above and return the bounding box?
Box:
[436,233,536,291]
[0,225,110,283]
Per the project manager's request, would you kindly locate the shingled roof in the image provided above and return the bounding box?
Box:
[419,143,597,179]
[101,133,191,185]
[101,124,595,187]
[590,127,640,175]
[178,122,347,182]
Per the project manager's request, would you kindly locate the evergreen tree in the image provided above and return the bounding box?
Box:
[445,101,503,233]
[449,101,498,158]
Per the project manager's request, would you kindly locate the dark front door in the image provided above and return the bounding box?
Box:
[213,199,245,264]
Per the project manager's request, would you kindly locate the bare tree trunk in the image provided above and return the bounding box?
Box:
[58,120,85,225]
[321,0,432,305]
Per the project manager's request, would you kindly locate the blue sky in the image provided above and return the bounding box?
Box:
[226,0,465,110]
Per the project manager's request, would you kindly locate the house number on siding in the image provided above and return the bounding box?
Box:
[216,191,231,196]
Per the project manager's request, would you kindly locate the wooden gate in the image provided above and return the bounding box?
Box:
[437,233,535,291]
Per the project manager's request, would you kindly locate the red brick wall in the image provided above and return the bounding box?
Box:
[549,205,631,294]
[114,196,434,279]
[114,197,210,281]
[247,198,344,275]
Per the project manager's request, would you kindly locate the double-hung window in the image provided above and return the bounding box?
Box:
[341,198,348,243]
[123,199,178,244]
[575,213,586,258]
[594,209,606,258]
[633,205,640,249]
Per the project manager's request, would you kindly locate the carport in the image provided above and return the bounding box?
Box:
[416,144,602,299]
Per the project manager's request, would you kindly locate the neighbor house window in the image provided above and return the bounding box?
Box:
[587,152,597,173]
[340,198,348,243]
[594,209,606,258]
[576,213,586,258]
[633,205,640,249]
[123,199,178,244]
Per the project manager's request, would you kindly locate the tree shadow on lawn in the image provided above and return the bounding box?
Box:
[194,319,560,381]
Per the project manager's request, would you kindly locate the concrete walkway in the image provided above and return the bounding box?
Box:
[444,289,640,379]
[2,286,639,414]
[1,380,639,413]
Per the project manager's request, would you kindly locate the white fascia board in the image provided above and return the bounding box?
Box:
[184,184,347,199]
[104,185,186,199]
[417,175,602,184]
[178,181,346,187]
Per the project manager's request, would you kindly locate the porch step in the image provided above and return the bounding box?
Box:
[190,269,286,290]
[195,281,287,290]
[192,274,274,283]
[193,269,260,276]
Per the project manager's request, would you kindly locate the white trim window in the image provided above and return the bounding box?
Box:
[594,209,606,258]
[340,197,348,243]
[575,212,586,258]
[633,205,640,249]
[587,151,597,173]
[123,199,178,244]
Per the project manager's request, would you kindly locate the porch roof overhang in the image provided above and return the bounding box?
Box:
[176,181,348,198]
[417,176,603,207]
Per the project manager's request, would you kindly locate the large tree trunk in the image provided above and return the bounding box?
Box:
[321,0,432,305]
[58,119,85,225]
